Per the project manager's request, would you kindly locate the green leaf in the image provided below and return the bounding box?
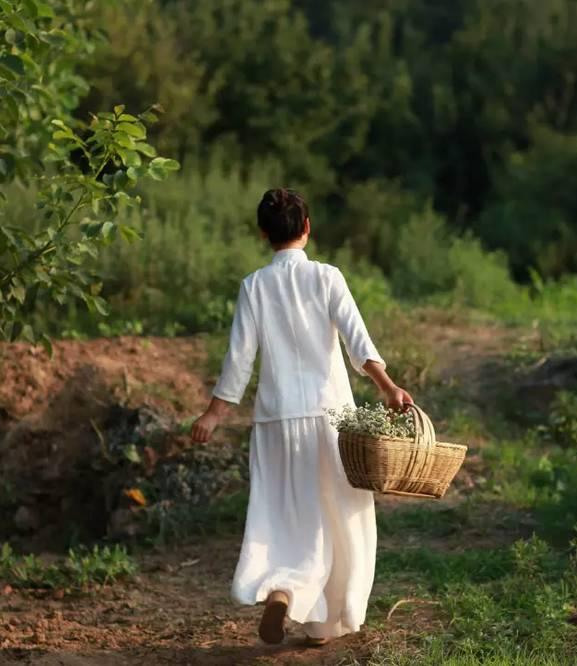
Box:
[0,54,24,76]
[113,105,126,116]
[22,324,35,343]
[118,113,138,122]
[5,28,17,44]
[77,242,98,258]
[10,282,25,304]
[117,148,142,168]
[52,130,74,141]
[80,220,104,238]
[147,165,166,181]
[116,122,146,139]
[35,267,50,283]
[101,221,115,239]
[138,111,158,125]
[150,157,180,172]
[113,191,132,204]
[93,296,109,316]
[51,119,72,133]
[134,142,157,158]
[36,2,55,18]
[113,132,136,149]
[119,224,143,243]
[113,170,128,189]
[5,13,33,32]
[22,0,38,17]
[122,444,141,464]
[40,333,53,358]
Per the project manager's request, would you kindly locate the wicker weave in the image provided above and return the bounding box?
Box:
[337,404,467,499]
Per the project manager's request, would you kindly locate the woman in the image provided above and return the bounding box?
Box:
[191,188,413,646]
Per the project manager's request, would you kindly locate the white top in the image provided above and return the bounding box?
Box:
[213,248,386,423]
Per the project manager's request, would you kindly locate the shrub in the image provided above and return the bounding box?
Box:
[546,391,577,449]
[390,206,520,311]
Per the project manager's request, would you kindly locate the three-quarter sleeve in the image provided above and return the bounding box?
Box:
[212,281,258,404]
[328,268,386,376]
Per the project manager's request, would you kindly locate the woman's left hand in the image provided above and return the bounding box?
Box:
[385,385,414,411]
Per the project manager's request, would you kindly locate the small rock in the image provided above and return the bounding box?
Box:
[2,585,13,596]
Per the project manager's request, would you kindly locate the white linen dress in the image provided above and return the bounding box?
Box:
[212,248,386,639]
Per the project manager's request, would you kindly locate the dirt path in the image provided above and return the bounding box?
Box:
[0,501,531,666]
[0,535,386,665]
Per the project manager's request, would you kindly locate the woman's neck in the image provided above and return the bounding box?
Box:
[272,239,308,252]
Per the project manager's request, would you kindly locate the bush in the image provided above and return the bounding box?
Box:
[390,206,520,311]
[546,391,577,449]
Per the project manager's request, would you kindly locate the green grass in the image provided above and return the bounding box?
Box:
[0,543,136,591]
[350,642,575,666]
[370,535,576,661]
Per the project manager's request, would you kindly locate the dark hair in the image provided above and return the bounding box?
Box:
[257,188,309,245]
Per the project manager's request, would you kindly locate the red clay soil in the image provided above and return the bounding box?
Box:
[0,336,212,423]
[0,536,392,666]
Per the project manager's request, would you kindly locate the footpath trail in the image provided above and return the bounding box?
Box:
[0,321,538,665]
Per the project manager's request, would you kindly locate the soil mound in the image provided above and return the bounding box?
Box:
[0,337,249,551]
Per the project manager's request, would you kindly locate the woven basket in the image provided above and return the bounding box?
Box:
[337,404,467,499]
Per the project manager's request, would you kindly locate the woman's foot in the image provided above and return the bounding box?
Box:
[304,635,330,647]
[258,590,289,644]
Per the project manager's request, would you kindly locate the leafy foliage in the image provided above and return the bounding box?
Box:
[75,0,577,279]
[0,1,179,348]
[0,542,136,590]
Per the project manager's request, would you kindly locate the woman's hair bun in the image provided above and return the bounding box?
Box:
[264,188,289,210]
[257,188,309,245]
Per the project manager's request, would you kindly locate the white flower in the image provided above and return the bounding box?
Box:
[326,402,415,439]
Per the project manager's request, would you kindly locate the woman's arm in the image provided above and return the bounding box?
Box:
[329,268,413,409]
[328,268,386,376]
[362,360,413,410]
[190,281,258,443]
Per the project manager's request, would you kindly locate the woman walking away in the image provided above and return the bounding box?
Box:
[191,188,413,647]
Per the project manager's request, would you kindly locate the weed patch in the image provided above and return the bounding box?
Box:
[0,543,136,591]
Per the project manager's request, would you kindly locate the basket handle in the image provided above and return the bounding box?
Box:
[407,403,436,451]
[402,403,437,495]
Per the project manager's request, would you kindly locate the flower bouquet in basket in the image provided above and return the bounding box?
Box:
[327,403,467,499]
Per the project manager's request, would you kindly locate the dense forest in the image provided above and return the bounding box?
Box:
[79,0,577,281]
[2,0,577,338]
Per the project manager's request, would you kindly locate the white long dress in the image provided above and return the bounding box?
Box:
[212,248,385,638]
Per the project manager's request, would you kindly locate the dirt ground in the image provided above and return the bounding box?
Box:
[0,493,533,666]
[0,322,541,665]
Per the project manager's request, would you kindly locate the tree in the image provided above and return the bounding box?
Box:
[0,0,179,350]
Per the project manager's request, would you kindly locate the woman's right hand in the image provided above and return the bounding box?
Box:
[190,411,220,443]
